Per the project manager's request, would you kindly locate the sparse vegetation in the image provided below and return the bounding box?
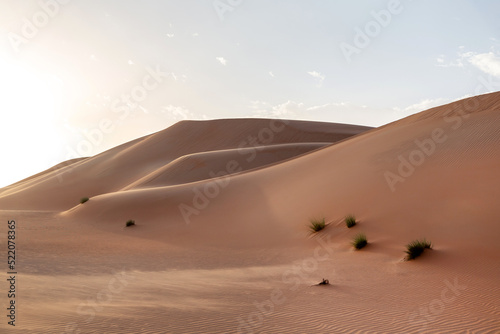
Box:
[345,214,356,228]
[405,239,432,260]
[80,197,89,204]
[352,233,367,250]
[126,220,136,227]
[309,218,326,233]
[318,278,330,285]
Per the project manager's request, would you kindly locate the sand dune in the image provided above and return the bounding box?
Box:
[62,93,500,248]
[1,92,500,333]
[0,119,370,210]
[121,142,330,190]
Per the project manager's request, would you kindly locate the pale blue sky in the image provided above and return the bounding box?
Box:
[1,0,499,187]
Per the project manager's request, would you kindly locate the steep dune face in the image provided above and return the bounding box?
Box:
[62,92,500,251]
[122,142,329,190]
[0,119,371,210]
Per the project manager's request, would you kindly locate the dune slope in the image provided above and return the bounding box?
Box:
[0,119,370,210]
[64,92,500,248]
[2,92,500,334]
[58,92,500,332]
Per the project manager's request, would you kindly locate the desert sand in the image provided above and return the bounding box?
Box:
[1,93,500,333]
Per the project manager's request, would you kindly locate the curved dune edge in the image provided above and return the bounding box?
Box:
[121,142,331,190]
[0,119,371,211]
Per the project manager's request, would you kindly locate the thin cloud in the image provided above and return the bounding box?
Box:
[307,71,325,80]
[394,98,451,115]
[216,57,227,66]
[465,51,500,77]
[162,105,208,121]
[307,102,349,111]
[250,100,393,126]
[437,49,500,77]
[435,54,464,68]
[307,70,325,86]
[249,100,302,118]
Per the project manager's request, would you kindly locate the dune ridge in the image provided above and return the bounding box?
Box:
[0,119,371,210]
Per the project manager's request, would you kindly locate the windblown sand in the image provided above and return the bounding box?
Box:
[1,94,500,333]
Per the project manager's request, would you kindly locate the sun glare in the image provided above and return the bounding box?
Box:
[0,58,62,187]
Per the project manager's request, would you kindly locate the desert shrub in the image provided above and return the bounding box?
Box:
[405,239,432,260]
[80,197,89,204]
[126,220,136,227]
[352,233,367,250]
[309,218,326,233]
[345,214,356,228]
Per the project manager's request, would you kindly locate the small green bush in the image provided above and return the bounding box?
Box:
[309,218,326,233]
[405,239,432,260]
[80,197,89,204]
[126,220,136,227]
[345,214,356,228]
[352,233,367,250]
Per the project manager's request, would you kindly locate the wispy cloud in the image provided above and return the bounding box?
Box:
[269,71,275,78]
[216,57,227,66]
[161,105,208,121]
[306,102,350,111]
[435,54,464,68]
[437,49,500,77]
[249,99,456,127]
[307,70,325,87]
[464,51,500,77]
[249,100,392,126]
[249,100,303,118]
[271,101,304,117]
[393,98,451,115]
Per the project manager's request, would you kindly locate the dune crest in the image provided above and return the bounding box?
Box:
[0,119,371,210]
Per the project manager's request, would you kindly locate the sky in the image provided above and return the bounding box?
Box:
[0,0,500,188]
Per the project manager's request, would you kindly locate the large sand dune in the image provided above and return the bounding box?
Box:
[0,119,369,211]
[1,93,499,333]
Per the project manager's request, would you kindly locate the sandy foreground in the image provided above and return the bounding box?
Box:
[1,94,500,333]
